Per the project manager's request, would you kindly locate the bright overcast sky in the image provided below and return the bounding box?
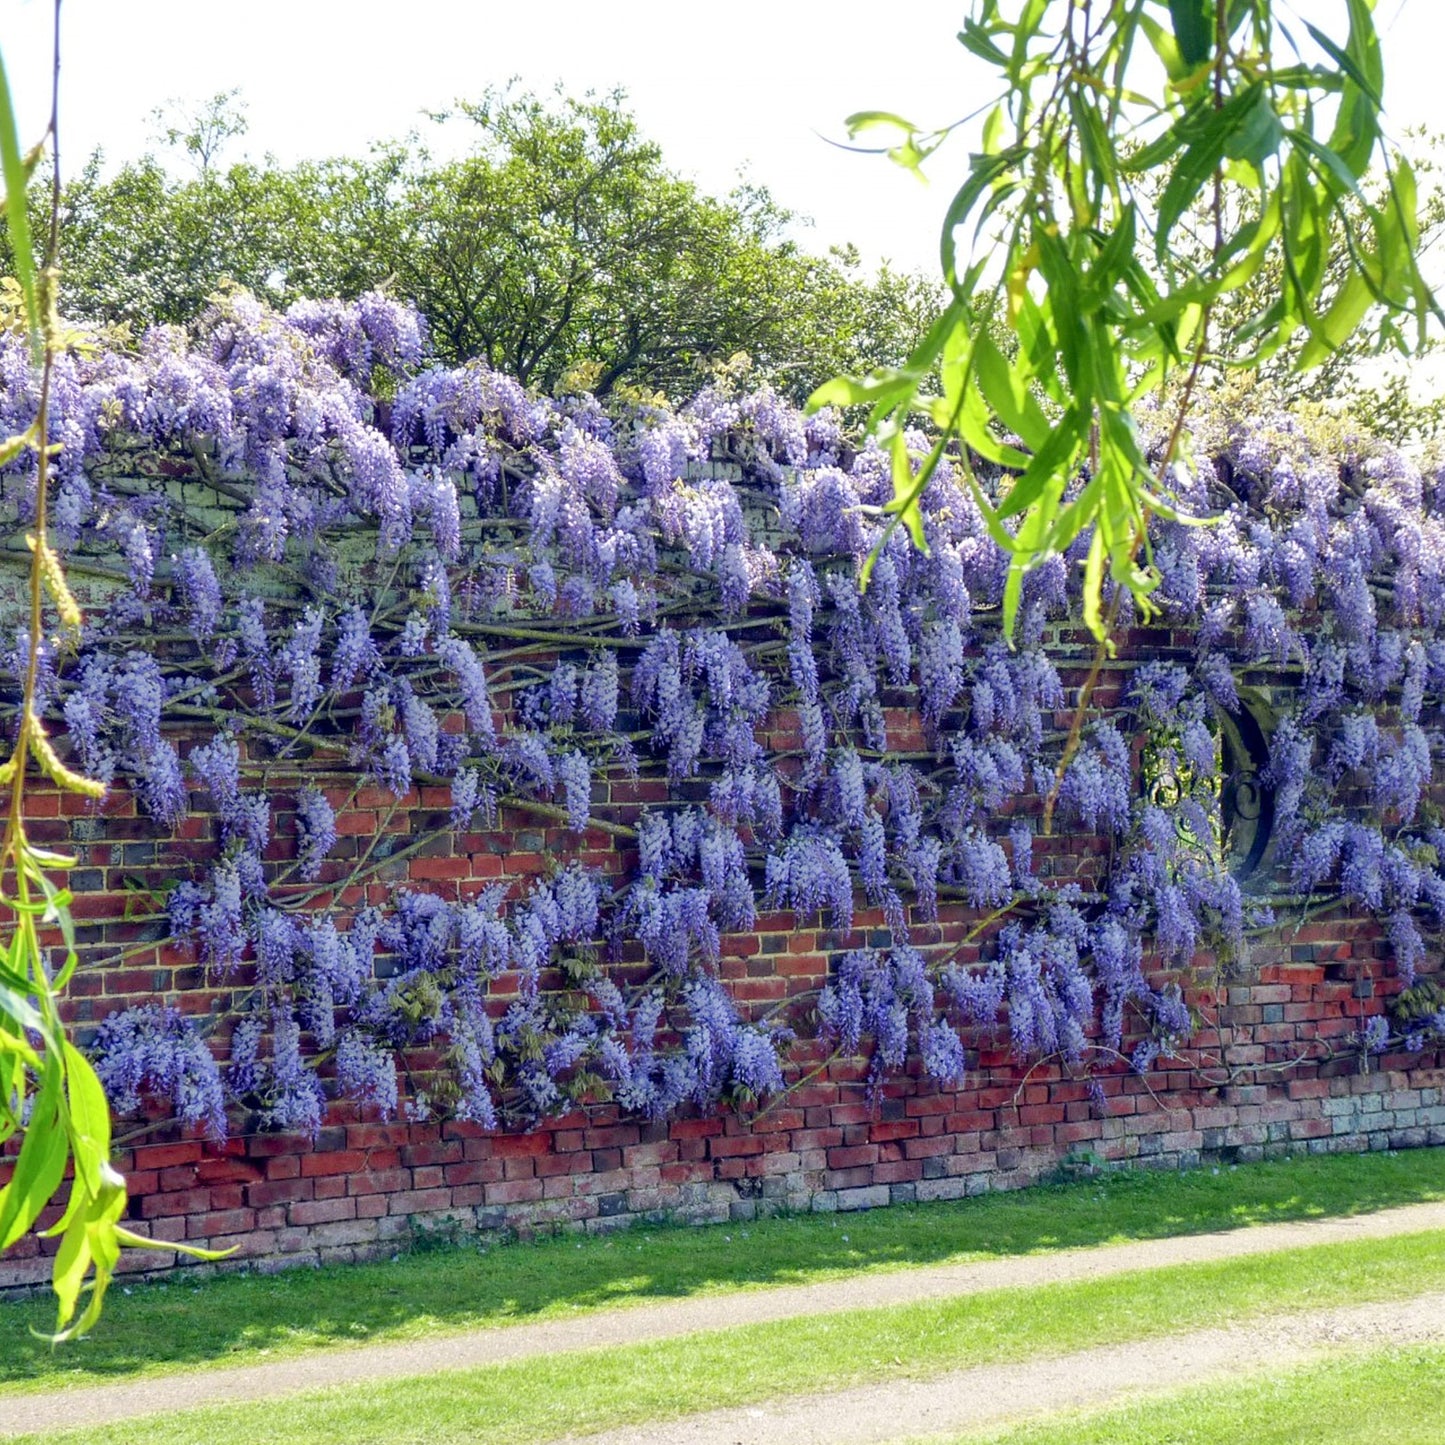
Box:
[2,0,1442,280]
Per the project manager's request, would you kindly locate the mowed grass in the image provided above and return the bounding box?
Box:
[13,1230,1445,1445]
[1,1146,1442,1394]
[959,1343,1445,1445]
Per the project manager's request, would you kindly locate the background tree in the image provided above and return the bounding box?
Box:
[8,87,939,402]
[149,88,249,177]
[49,147,396,335]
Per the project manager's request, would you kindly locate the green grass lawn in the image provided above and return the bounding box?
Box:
[12,1230,1445,1445]
[1,1146,1442,1395]
[957,1343,1445,1445]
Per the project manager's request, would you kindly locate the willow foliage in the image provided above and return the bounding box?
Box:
[815,0,1441,643]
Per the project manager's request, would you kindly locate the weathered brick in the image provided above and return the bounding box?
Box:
[5,729,1441,1294]
[247,1178,313,1208]
[289,1198,357,1227]
[188,1208,256,1239]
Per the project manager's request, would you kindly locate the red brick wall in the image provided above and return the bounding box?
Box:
[1,918,1440,1288]
[2,627,1442,1289]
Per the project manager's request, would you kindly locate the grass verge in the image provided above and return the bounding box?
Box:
[957,1342,1445,1445]
[1,1145,1441,1394]
[13,1229,1445,1445]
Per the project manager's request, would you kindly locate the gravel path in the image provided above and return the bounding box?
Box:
[3,1199,1443,1438]
[563,1291,1445,1445]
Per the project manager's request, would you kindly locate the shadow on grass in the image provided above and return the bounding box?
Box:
[2,1145,1442,1391]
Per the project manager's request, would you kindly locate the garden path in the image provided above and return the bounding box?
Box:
[4,1198,1443,1438]
[561,1290,1445,1445]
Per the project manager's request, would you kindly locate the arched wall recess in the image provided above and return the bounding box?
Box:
[1217,689,1277,884]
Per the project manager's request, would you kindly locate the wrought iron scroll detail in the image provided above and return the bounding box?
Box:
[1215,700,1275,881]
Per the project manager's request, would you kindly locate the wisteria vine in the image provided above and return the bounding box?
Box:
[2,290,1443,1142]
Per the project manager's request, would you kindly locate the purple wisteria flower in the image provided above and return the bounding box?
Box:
[32,293,1445,1134]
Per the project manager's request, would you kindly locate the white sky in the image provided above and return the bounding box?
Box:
[2,0,1442,282]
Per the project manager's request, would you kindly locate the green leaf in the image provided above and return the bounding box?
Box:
[1081,205,1140,308]
[844,110,921,140]
[995,406,1087,521]
[884,428,930,555]
[1223,87,1285,169]
[958,18,1009,68]
[48,1190,93,1333]
[63,1043,114,1195]
[1288,129,1367,203]
[1012,291,1065,402]
[1033,234,1095,397]
[843,112,938,180]
[1296,155,1423,368]
[1269,64,1344,94]
[1081,529,1108,640]
[1156,85,1267,261]
[30,845,79,870]
[806,371,916,414]
[1224,0,1254,40]
[0,1025,41,1072]
[1303,6,1382,108]
[0,427,33,469]
[48,1164,128,1340]
[1044,474,1104,558]
[972,330,1051,450]
[938,304,971,414]
[861,421,957,592]
[940,148,1020,290]
[999,416,1086,528]
[1138,13,1187,83]
[1389,156,1421,252]
[1308,0,1383,179]
[113,1222,235,1262]
[807,298,968,422]
[0,973,47,1041]
[1125,118,1190,176]
[1001,466,1071,640]
[0,1066,67,1251]
[52,945,80,993]
[949,387,1032,470]
[1296,270,1374,370]
[1168,0,1214,68]
[0,50,38,348]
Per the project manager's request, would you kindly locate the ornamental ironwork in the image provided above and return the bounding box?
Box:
[1217,700,1275,881]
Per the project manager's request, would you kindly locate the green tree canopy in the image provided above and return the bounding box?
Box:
[21,87,940,402]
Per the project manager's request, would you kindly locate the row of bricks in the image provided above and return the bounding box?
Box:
[104,1082,1443,1229]
[17,1109,1438,1274]
[13,1026,1426,1165]
[76,1042,1439,1177]
[6,1114,1441,1285]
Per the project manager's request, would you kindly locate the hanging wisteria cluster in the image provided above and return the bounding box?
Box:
[3,289,1444,1143]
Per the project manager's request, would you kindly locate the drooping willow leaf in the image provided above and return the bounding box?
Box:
[812,0,1442,645]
